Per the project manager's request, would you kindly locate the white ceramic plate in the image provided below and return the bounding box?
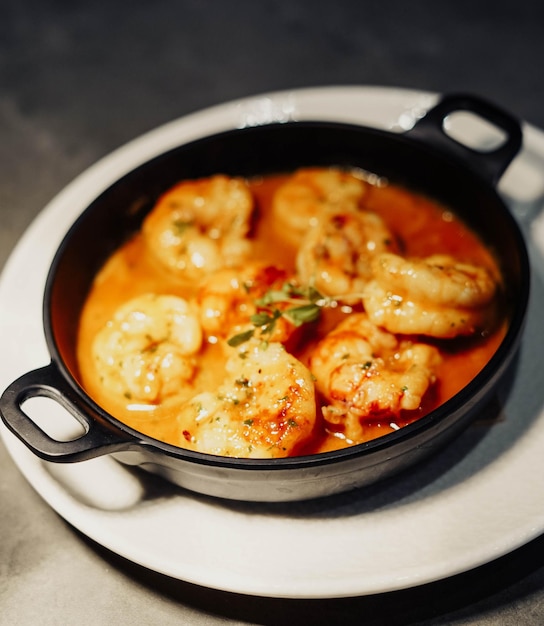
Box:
[2,86,544,599]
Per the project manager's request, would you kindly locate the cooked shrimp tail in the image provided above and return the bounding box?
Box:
[177,340,317,458]
[91,293,203,405]
[362,253,499,338]
[197,263,304,347]
[296,209,398,300]
[309,313,441,443]
[143,174,255,281]
[272,167,368,247]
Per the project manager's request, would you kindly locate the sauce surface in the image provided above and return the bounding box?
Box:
[77,171,505,456]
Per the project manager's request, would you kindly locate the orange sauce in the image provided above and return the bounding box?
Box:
[76,174,506,454]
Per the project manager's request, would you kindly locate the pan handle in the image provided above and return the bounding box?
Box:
[0,362,133,462]
[405,93,522,185]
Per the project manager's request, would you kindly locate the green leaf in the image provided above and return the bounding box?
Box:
[227,329,255,347]
[307,285,325,302]
[255,290,288,306]
[284,303,321,326]
[250,312,276,327]
[225,280,357,348]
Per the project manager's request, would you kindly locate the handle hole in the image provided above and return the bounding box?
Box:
[21,396,87,442]
[443,111,507,153]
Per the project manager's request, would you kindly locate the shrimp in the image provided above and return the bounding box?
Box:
[272,167,368,247]
[177,341,317,458]
[142,174,254,281]
[92,293,203,405]
[309,313,440,442]
[197,262,305,346]
[362,252,499,338]
[296,210,397,300]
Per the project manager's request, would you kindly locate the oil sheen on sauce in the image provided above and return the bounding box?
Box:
[76,173,506,455]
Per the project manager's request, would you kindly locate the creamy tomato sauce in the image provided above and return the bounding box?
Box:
[76,171,506,455]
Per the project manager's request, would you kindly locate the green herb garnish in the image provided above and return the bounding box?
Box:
[227,281,364,348]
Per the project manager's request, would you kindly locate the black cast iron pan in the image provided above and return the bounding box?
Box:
[0,93,530,502]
